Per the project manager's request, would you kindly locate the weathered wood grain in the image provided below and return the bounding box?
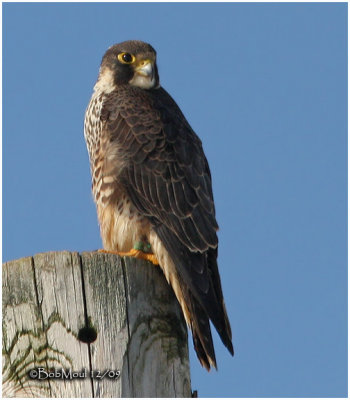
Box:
[2,251,191,398]
[32,252,92,397]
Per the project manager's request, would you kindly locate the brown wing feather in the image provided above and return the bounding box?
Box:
[102,86,218,251]
[101,85,233,366]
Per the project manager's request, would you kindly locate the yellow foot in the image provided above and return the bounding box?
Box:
[98,248,159,265]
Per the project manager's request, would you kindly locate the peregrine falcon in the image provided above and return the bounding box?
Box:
[84,40,233,370]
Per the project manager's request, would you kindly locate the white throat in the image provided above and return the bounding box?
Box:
[129,74,156,89]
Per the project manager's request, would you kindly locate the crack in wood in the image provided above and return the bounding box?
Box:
[31,255,53,397]
[120,257,133,397]
[78,253,95,397]
[3,251,191,397]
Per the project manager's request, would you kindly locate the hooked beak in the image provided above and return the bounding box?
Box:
[130,59,157,89]
[135,59,155,80]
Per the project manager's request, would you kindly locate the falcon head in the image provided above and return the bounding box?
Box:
[96,40,160,92]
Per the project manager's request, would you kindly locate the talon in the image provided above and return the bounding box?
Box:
[98,249,120,255]
[97,248,159,265]
[142,252,159,266]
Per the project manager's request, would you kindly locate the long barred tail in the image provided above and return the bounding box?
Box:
[154,224,234,370]
[188,291,217,370]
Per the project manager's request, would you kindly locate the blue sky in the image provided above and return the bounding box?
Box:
[3,2,347,397]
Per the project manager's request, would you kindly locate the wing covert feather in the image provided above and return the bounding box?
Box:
[101,86,218,252]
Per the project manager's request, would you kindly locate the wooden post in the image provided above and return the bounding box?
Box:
[2,251,192,398]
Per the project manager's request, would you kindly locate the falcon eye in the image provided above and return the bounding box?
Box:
[118,52,135,64]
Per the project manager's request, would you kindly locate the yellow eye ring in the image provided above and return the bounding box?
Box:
[117,52,135,64]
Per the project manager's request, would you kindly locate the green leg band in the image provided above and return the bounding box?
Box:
[133,241,152,253]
